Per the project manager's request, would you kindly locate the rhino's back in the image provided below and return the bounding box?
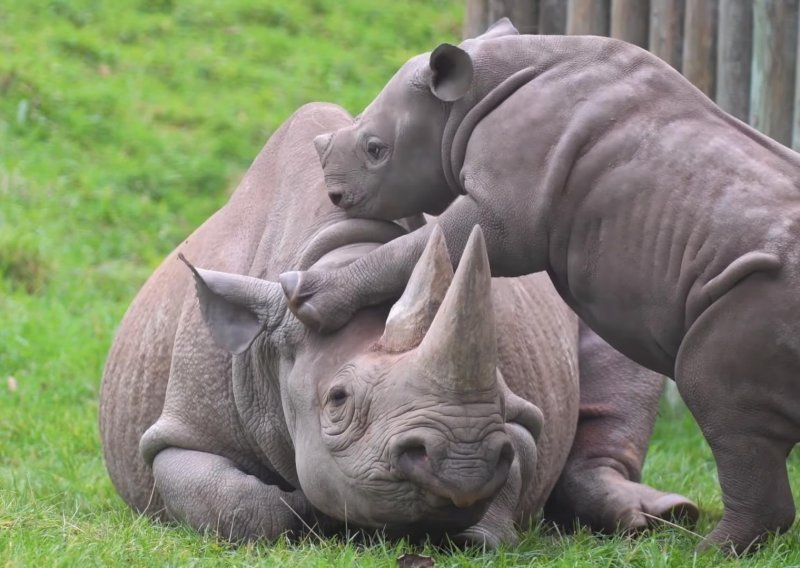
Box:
[99,103,354,513]
[493,272,579,520]
[99,253,190,513]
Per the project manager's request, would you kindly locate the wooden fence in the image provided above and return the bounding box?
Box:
[464,0,800,150]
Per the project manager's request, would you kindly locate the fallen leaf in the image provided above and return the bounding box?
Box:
[7,376,17,392]
[396,553,435,568]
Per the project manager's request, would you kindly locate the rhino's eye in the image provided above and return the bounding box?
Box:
[323,382,356,438]
[328,385,349,407]
[365,137,387,162]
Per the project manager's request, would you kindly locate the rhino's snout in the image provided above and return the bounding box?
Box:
[390,430,514,509]
[313,132,334,169]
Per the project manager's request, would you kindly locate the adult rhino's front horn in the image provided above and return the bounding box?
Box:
[415,225,497,392]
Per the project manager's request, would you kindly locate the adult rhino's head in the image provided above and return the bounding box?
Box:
[312,19,519,221]
[182,225,542,537]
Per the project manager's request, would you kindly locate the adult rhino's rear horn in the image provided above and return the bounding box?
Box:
[378,226,454,352]
[415,225,496,391]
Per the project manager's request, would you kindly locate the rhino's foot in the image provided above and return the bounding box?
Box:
[695,505,795,556]
[279,270,354,333]
[547,464,698,534]
[450,521,517,550]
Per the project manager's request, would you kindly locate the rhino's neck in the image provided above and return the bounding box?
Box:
[441,35,585,195]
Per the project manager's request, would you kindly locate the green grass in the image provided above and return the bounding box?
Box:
[0,1,798,565]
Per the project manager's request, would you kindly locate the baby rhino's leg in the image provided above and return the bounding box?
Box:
[676,276,798,554]
[545,321,698,533]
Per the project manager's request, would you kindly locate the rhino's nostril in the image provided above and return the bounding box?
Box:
[497,440,515,469]
[392,435,432,478]
[329,192,344,206]
[402,444,428,464]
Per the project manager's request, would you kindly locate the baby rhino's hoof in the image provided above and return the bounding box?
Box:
[695,507,796,556]
[279,271,351,334]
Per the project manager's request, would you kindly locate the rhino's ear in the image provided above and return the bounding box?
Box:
[478,17,519,40]
[428,43,473,102]
[178,254,285,355]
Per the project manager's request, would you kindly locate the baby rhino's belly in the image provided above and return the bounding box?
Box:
[575,293,682,378]
[561,218,697,377]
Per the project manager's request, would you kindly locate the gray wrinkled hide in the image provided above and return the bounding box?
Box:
[285,19,800,553]
[99,103,579,540]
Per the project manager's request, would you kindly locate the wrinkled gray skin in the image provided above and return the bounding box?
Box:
[282,19,800,553]
[100,102,694,546]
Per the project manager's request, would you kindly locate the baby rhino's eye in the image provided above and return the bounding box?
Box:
[366,137,386,161]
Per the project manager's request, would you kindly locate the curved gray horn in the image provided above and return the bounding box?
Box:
[378,225,453,352]
[415,225,496,390]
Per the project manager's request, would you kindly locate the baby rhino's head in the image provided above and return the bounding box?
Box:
[313,43,474,220]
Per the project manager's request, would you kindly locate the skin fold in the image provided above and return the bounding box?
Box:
[100,102,694,547]
[281,19,800,554]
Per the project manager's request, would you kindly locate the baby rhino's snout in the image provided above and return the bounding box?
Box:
[390,430,514,509]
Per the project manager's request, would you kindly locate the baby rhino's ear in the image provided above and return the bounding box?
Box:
[428,43,474,102]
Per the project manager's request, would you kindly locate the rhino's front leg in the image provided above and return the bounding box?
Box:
[281,196,506,333]
[152,448,323,541]
[544,321,698,533]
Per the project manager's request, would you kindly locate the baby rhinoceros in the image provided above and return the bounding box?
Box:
[100,103,693,547]
[282,19,800,553]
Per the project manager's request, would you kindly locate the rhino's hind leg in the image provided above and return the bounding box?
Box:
[544,321,698,534]
[676,278,797,554]
[152,448,323,541]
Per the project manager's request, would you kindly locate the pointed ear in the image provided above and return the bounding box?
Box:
[178,253,285,355]
[428,43,473,102]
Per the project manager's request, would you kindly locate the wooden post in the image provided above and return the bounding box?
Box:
[683,0,718,98]
[567,0,611,35]
[610,0,650,48]
[716,0,753,122]
[539,0,568,34]
[794,6,800,149]
[750,0,798,146]
[649,0,686,71]
[488,0,539,34]
[464,0,489,38]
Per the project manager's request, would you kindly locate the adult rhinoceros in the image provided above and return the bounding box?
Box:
[99,103,695,545]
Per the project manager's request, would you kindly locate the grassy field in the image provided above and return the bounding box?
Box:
[1,1,799,565]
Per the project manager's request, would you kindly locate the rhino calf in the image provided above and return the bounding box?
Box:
[100,103,694,546]
[281,20,800,553]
